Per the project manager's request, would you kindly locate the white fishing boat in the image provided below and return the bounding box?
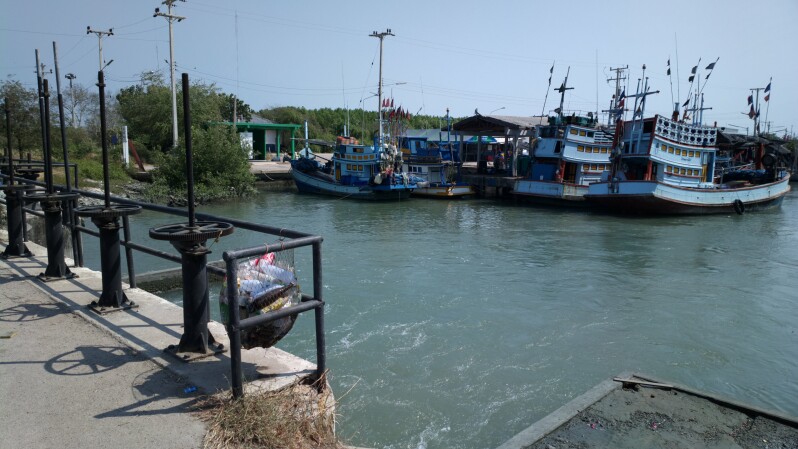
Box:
[512,68,618,206]
[585,70,790,215]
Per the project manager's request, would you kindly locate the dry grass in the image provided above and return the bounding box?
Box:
[197,374,347,449]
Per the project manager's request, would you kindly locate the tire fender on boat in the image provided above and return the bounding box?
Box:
[733,199,745,215]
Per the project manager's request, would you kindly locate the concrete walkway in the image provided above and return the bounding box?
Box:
[0,237,318,449]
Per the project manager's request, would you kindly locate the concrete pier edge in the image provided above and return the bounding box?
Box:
[0,233,321,396]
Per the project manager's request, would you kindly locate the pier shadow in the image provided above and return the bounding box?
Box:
[0,302,69,321]
[44,345,136,376]
[94,367,204,419]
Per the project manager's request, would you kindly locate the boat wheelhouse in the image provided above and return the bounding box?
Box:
[513,114,614,204]
[401,135,475,198]
[585,114,791,214]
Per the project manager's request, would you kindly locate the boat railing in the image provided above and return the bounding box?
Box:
[1,168,326,400]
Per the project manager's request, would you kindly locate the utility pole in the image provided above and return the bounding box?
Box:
[65,73,76,127]
[86,26,113,72]
[370,29,393,150]
[154,0,186,148]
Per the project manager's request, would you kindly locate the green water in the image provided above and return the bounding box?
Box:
[83,188,798,449]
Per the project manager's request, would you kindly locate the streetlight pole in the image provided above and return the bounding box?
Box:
[154,0,186,148]
[370,28,393,149]
[86,27,113,72]
[65,73,76,127]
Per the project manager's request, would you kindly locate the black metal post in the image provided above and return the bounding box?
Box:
[149,73,233,360]
[122,214,136,288]
[226,257,243,398]
[313,241,326,378]
[74,71,140,313]
[24,79,79,281]
[2,97,32,259]
[53,42,80,265]
[172,241,216,355]
[38,197,74,280]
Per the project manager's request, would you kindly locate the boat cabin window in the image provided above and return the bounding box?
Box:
[587,131,594,138]
[554,141,562,154]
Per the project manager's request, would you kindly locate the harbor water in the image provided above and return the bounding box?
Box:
[82,187,798,449]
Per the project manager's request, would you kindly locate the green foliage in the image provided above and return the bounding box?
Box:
[1,80,41,156]
[257,106,459,152]
[77,157,128,183]
[116,73,254,159]
[152,124,254,203]
[219,93,253,122]
[116,81,174,154]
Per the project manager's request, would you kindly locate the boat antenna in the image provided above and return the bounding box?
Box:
[605,65,627,126]
[674,33,681,112]
[370,28,394,150]
[555,66,573,123]
[540,61,554,118]
[667,56,675,116]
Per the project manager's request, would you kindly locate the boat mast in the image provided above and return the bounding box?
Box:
[555,66,573,124]
[370,29,393,149]
[605,65,628,126]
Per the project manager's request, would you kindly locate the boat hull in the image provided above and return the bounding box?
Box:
[585,176,791,215]
[411,185,475,199]
[291,165,412,201]
[512,180,589,207]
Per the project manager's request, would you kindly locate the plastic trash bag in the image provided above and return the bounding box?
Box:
[219,250,300,349]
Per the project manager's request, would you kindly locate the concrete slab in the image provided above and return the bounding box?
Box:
[0,265,204,449]
[0,236,322,447]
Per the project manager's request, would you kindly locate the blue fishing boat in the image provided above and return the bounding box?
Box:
[291,137,415,200]
[290,28,416,201]
[400,111,475,199]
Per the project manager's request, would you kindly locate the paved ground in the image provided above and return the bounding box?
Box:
[0,263,205,449]
[0,235,319,449]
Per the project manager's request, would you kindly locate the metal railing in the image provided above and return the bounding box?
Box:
[1,169,326,398]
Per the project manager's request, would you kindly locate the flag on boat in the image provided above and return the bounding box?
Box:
[747,94,753,105]
[691,65,697,74]
[764,79,771,102]
[667,58,671,76]
[688,74,695,83]
[683,98,690,107]
[548,62,554,85]
[704,58,718,80]
[748,105,756,119]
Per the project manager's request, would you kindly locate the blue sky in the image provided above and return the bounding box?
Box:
[2,0,796,135]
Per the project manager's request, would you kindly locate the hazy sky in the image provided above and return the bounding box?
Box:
[2,0,796,135]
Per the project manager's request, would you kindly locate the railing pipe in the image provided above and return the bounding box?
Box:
[224,257,243,398]
[122,214,137,288]
[312,241,326,377]
[238,300,322,330]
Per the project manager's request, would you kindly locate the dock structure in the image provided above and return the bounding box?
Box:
[498,373,798,449]
[0,236,318,447]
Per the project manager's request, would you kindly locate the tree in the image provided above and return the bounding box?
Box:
[154,124,254,201]
[219,93,253,123]
[63,82,98,128]
[1,79,41,158]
